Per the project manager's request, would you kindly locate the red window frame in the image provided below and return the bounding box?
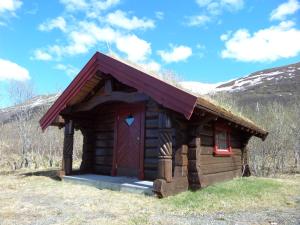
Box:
[214,123,232,156]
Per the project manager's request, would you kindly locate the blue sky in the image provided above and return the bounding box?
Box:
[0,0,300,107]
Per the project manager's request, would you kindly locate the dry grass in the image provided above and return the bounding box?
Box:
[0,171,299,225]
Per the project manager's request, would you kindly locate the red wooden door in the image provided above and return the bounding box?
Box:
[114,104,144,178]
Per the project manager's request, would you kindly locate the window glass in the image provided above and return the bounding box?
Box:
[216,130,228,150]
[125,114,134,126]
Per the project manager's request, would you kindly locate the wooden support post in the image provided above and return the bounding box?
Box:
[61,120,74,176]
[157,129,173,182]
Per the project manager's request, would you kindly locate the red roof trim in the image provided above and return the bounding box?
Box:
[40,52,198,130]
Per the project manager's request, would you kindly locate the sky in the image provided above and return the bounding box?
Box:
[0,0,300,107]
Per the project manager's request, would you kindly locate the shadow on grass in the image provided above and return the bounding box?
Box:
[21,169,61,181]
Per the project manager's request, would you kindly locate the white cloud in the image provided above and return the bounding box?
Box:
[196,0,244,15]
[0,0,22,13]
[158,45,192,63]
[0,59,30,81]
[59,0,88,12]
[155,11,164,20]
[0,0,22,25]
[54,64,79,77]
[116,34,151,62]
[270,0,300,21]
[106,10,155,30]
[187,15,211,26]
[38,16,67,32]
[32,49,53,61]
[139,61,161,72]
[187,0,243,26]
[59,0,120,16]
[221,21,300,62]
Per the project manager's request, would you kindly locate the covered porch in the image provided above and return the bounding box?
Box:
[62,174,154,195]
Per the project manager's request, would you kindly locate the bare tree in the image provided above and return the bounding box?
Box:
[8,81,35,106]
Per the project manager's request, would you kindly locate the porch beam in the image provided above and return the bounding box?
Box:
[72,91,149,112]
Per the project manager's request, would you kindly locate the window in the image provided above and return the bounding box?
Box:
[214,124,232,156]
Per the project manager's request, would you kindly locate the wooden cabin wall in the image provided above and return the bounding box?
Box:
[188,121,245,189]
[143,100,160,180]
[143,100,178,180]
[93,106,116,175]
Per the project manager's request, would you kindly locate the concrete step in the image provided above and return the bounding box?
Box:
[62,174,154,195]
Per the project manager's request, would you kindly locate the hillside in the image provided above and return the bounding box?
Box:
[0,94,59,124]
[182,61,300,107]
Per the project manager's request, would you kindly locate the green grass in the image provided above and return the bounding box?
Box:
[164,176,300,214]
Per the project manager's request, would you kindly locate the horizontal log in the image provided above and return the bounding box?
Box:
[145,119,159,129]
[144,169,157,181]
[200,155,242,165]
[200,135,214,146]
[200,163,242,175]
[145,148,158,158]
[95,140,114,148]
[94,165,112,175]
[145,111,159,119]
[95,148,113,156]
[145,129,159,138]
[144,158,158,169]
[200,169,242,187]
[189,128,213,137]
[145,138,158,148]
[95,132,114,140]
[95,156,112,165]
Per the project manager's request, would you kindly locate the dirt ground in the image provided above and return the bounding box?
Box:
[0,171,299,225]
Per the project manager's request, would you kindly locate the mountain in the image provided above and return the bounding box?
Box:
[182,61,300,106]
[0,94,59,124]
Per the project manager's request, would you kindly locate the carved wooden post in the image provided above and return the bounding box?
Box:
[157,111,173,182]
[62,120,74,175]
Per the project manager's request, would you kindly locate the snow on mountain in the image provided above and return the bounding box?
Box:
[181,61,300,96]
[180,81,223,95]
[0,93,60,123]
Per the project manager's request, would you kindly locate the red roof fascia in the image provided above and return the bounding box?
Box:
[39,52,198,130]
[39,52,99,130]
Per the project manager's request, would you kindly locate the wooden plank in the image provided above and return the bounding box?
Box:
[200,155,242,165]
[144,158,158,169]
[145,148,158,158]
[95,140,114,148]
[200,163,242,175]
[94,165,111,175]
[145,128,158,138]
[95,156,112,165]
[144,169,157,180]
[145,111,159,119]
[145,138,158,148]
[200,169,242,187]
[200,135,214,146]
[145,119,159,129]
[95,148,112,156]
[95,132,114,140]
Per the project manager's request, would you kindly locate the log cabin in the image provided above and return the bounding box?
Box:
[39,52,268,197]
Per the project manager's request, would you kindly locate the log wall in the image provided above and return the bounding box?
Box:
[188,122,245,189]
[143,100,160,180]
[93,107,116,174]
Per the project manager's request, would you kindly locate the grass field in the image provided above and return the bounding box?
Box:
[0,170,299,225]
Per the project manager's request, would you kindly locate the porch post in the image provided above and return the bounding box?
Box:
[158,129,172,182]
[62,120,74,175]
